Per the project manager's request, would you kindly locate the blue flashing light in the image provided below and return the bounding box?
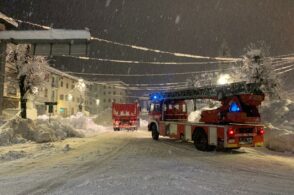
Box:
[150,93,163,101]
[229,102,240,112]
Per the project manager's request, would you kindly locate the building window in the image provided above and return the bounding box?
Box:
[66,83,69,89]
[60,81,63,87]
[108,99,111,102]
[7,86,17,96]
[44,88,48,98]
[60,94,64,100]
[51,91,55,101]
[65,95,68,101]
[104,99,106,102]
[108,91,111,95]
[51,77,55,87]
[113,91,116,95]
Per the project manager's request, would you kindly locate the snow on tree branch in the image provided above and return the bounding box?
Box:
[5,44,49,96]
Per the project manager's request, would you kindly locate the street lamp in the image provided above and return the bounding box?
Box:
[217,74,231,85]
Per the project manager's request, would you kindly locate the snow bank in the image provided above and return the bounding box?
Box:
[260,99,294,153]
[38,112,112,136]
[63,112,111,135]
[0,117,84,146]
[0,151,26,161]
[93,108,113,126]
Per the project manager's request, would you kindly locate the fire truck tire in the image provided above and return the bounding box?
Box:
[194,130,215,151]
[151,124,159,140]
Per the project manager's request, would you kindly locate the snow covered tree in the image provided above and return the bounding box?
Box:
[5,44,48,118]
[229,42,281,99]
[241,43,281,99]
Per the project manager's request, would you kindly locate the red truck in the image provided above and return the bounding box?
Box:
[112,102,140,131]
[148,82,265,151]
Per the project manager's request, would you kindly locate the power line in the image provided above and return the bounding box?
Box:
[274,64,294,72]
[94,81,188,87]
[61,55,237,65]
[90,37,242,62]
[15,18,241,62]
[65,68,233,77]
[13,18,294,63]
[277,67,294,75]
[15,19,51,29]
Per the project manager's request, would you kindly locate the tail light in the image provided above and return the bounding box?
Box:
[257,128,265,135]
[228,128,235,136]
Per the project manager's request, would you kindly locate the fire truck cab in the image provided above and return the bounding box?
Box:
[148,82,265,151]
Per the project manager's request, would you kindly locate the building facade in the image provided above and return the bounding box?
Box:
[0,12,18,115]
[37,66,86,117]
[85,81,128,114]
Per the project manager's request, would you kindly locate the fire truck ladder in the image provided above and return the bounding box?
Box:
[150,81,263,101]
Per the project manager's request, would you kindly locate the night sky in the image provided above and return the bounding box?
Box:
[1,0,294,88]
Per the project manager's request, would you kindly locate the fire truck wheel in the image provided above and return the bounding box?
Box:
[151,125,159,140]
[194,131,214,151]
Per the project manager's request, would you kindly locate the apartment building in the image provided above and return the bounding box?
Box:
[0,12,18,114]
[37,66,86,117]
[85,81,128,114]
[2,52,129,117]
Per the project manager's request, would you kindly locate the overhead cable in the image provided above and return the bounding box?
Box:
[61,55,237,65]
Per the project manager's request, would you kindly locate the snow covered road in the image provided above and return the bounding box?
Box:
[0,130,293,195]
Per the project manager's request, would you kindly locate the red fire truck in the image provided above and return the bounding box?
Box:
[112,102,140,131]
[148,82,265,151]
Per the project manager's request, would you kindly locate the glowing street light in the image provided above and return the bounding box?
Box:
[217,74,231,85]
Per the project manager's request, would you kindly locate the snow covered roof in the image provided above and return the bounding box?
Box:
[46,66,81,81]
[94,80,128,87]
[0,29,90,42]
[0,12,18,28]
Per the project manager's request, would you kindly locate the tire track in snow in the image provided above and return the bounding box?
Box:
[157,137,294,181]
[20,133,133,195]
